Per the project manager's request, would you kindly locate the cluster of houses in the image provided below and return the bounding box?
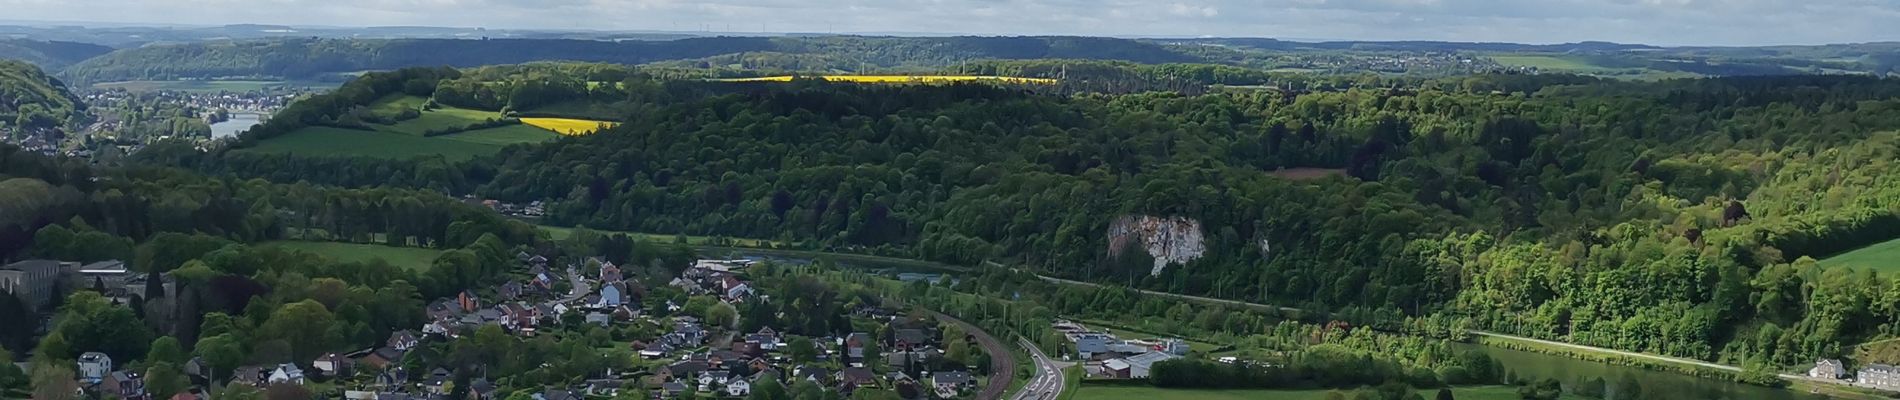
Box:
[1053,321,1187,380]
[242,252,989,400]
[1809,358,1900,391]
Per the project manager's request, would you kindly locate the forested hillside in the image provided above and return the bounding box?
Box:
[59,36,1199,83]
[0,39,113,70]
[160,66,1900,372]
[0,60,85,131]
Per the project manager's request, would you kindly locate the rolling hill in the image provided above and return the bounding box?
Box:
[60,36,1200,83]
[0,60,86,129]
[0,39,114,70]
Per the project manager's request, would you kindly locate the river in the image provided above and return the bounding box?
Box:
[209,112,264,139]
[1455,343,1828,400]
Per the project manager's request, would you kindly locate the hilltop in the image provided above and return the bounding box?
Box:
[0,60,85,130]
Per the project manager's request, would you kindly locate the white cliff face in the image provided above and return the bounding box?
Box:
[1106,215,1206,276]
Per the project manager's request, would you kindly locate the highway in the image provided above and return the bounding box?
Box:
[1013,337,1072,400]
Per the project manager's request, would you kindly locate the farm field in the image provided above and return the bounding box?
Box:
[1070,385,1591,400]
[91,80,341,92]
[521,117,620,136]
[237,126,505,161]
[714,75,1058,84]
[246,95,561,159]
[1820,237,1900,273]
[259,240,443,271]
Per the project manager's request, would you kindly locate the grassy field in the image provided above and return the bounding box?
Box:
[714,75,1057,84]
[259,240,442,271]
[247,95,558,160]
[1489,55,1613,72]
[1819,237,1900,273]
[237,126,506,161]
[383,107,502,135]
[521,117,620,136]
[92,80,340,92]
[1071,385,1590,400]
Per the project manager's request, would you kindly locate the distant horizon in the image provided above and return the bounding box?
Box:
[1,0,1896,47]
[4,18,1898,49]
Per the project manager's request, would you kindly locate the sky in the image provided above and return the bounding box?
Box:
[1,0,1897,46]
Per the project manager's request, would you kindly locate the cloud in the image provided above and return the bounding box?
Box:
[0,0,1895,45]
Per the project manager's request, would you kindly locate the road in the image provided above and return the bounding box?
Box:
[1013,337,1072,400]
[931,311,1017,400]
[1032,273,1859,389]
[556,266,590,303]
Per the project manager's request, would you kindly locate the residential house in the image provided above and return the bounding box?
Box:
[103,370,148,400]
[599,262,622,282]
[892,329,931,352]
[230,366,267,387]
[668,360,711,379]
[698,370,732,391]
[931,371,973,397]
[362,347,406,369]
[499,281,524,300]
[640,342,673,359]
[268,363,306,385]
[1860,364,1900,391]
[374,367,408,389]
[586,312,611,327]
[1811,359,1847,379]
[846,333,872,360]
[724,379,751,397]
[836,367,878,391]
[388,330,420,351]
[597,283,625,308]
[659,382,688,398]
[612,304,641,321]
[313,353,354,377]
[78,352,113,384]
[537,388,579,400]
[469,378,499,400]
[457,291,481,312]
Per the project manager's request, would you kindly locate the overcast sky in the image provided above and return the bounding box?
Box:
[2,0,1896,46]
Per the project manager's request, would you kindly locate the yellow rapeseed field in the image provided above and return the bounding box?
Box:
[521,118,620,136]
[714,75,1058,85]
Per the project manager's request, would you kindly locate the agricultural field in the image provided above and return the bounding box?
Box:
[247,95,559,160]
[236,126,507,161]
[521,117,619,136]
[714,75,1058,84]
[91,80,341,92]
[1820,237,1900,273]
[1070,385,1591,400]
[1488,55,1614,72]
[259,240,443,271]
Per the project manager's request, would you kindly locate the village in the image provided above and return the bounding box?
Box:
[12,251,1003,400]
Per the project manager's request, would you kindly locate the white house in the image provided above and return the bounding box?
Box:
[269,363,306,385]
[1810,359,1847,379]
[78,352,113,384]
[724,379,751,397]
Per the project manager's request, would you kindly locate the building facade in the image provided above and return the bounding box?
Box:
[1,260,62,311]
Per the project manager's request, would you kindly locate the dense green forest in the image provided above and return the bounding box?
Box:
[156,65,1900,374]
[0,60,85,132]
[0,39,113,70]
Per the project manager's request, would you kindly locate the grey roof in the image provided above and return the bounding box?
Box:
[933,371,971,385]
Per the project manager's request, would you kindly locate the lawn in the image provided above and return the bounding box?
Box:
[381,106,505,136]
[1819,237,1900,273]
[237,126,505,161]
[259,240,443,271]
[1071,385,1590,400]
